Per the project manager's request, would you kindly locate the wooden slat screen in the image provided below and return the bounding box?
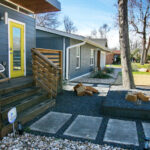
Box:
[31,48,62,98]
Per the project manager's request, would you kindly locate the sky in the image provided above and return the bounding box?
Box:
[58,0,119,49]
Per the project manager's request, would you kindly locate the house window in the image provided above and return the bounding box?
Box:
[76,47,80,69]
[90,49,94,66]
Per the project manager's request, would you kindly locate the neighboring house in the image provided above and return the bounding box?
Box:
[90,38,108,69]
[106,50,121,64]
[36,27,110,80]
[0,0,61,78]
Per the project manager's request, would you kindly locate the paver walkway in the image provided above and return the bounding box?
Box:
[29,84,150,149]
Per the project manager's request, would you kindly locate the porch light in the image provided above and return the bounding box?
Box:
[0,12,8,24]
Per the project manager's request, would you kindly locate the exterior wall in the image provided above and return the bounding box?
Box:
[69,39,98,80]
[36,29,70,79]
[36,30,70,51]
[36,30,63,50]
[106,53,114,64]
[0,5,36,77]
[100,52,106,69]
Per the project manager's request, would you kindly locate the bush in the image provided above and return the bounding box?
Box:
[132,64,138,72]
[92,70,112,79]
[103,67,114,74]
[147,65,150,70]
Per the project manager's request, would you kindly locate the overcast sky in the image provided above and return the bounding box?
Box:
[58,0,119,49]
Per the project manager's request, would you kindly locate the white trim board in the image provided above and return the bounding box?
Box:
[0,3,34,18]
[69,71,92,81]
[8,18,26,78]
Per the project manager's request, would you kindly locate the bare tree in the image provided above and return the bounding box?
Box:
[99,24,110,38]
[36,12,60,29]
[91,29,98,38]
[118,0,135,89]
[63,16,77,33]
[128,0,150,64]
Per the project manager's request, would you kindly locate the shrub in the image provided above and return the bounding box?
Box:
[103,67,114,74]
[132,64,138,72]
[147,65,150,70]
[92,70,112,79]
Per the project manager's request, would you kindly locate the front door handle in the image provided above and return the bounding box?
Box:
[10,48,12,51]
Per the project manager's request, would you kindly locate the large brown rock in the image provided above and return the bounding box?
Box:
[136,92,150,102]
[74,83,83,92]
[86,86,98,93]
[125,94,137,102]
[85,90,93,96]
[76,86,86,96]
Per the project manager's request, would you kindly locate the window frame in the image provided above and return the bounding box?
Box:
[76,46,81,69]
[90,49,94,66]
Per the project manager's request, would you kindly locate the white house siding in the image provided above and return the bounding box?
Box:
[100,51,106,69]
[69,39,98,80]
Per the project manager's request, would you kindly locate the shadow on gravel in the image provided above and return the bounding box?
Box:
[53,90,105,117]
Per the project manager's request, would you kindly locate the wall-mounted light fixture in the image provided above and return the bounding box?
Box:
[0,12,8,24]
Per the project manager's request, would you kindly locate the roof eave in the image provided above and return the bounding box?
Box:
[8,0,61,14]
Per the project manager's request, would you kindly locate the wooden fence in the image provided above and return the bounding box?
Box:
[31,48,62,98]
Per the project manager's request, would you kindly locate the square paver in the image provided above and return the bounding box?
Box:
[104,119,139,146]
[30,112,72,134]
[63,85,74,91]
[64,115,102,140]
[97,84,110,88]
[142,122,150,138]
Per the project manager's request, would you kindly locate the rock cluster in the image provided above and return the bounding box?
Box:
[0,133,127,150]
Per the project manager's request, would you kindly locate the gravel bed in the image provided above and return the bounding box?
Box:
[72,68,121,85]
[0,133,128,150]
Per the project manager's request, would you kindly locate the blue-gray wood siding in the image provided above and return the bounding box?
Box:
[36,29,70,79]
[0,5,36,77]
[36,30,70,51]
[69,39,98,79]
[36,30,99,80]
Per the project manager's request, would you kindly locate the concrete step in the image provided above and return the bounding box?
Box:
[0,87,40,106]
[1,99,56,137]
[1,92,48,121]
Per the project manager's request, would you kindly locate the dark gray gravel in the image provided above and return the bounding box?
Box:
[24,89,147,150]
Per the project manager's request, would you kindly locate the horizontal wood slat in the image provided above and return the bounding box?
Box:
[31,48,62,98]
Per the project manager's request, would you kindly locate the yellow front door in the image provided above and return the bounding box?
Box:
[9,21,25,78]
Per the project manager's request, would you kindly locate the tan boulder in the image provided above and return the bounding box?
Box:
[125,94,137,102]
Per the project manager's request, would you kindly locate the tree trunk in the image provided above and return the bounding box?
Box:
[118,0,135,89]
[140,17,147,65]
[145,37,150,63]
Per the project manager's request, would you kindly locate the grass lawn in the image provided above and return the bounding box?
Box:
[106,64,121,68]
[118,71,150,86]
[132,72,150,75]
[132,63,150,69]
[106,63,150,69]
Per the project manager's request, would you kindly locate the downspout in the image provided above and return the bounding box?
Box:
[66,41,86,80]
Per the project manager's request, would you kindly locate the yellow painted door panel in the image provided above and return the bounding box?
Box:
[9,21,25,78]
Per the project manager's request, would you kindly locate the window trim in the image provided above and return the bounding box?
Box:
[90,49,94,66]
[76,46,81,69]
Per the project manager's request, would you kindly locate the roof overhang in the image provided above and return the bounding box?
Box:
[85,39,111,53]
[8,0,61,13]
[36,26,111,53]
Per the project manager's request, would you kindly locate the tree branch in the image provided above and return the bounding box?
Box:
[130,21,143,34]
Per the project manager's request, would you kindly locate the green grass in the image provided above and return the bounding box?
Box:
[118,71,150,75]
[133,72,150,75]
[132,63,150,69]
[106,64,121,68]
[106,63,150,69]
